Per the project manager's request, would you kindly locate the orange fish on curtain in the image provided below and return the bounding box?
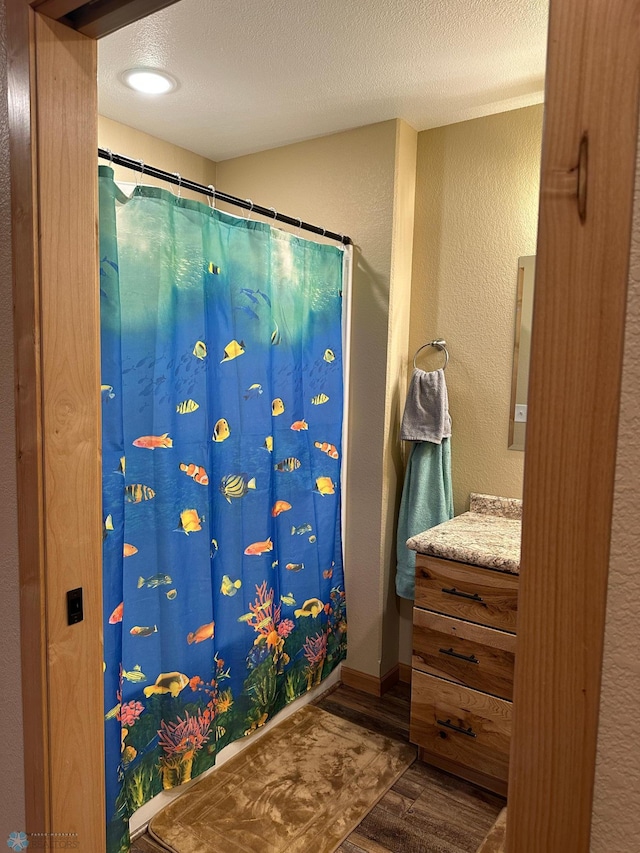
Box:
[314,441,339,459]
[109,602,123,624]
[271,500,292,517]
[187,621,215,644]
[244,537,273,556]
[132,433,173,449]
[179,462,209,485]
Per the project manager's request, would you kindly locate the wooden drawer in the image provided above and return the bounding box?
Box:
[413,610,516,700]
[410,671,512,794]
[415,555,518,632]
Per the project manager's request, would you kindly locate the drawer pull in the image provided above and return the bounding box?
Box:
[438,647,479,665]
[441,586,484,603]
[436,718,477,738]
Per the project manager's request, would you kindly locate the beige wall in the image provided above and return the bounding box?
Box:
[0,0,26,835]
[591,123,640,852]
[399,106,543,664]
[98,116,217,201]
[380,121,417,674]
[217,120,414,678]
[409,105,543,515]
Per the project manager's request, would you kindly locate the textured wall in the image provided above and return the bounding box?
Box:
[399,106,543,664]
[409,105,542,515]
[380,121,417,674]
[590,124,640,852]
[0,0,26,836]
[98,115,217,201]
[216,121,403,678]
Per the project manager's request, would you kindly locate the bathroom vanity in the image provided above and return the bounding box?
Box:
[407,494,521,796]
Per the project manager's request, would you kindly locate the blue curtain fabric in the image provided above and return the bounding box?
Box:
[100,166,347,853]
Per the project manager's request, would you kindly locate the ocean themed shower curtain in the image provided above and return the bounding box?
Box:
[100,165,348,853]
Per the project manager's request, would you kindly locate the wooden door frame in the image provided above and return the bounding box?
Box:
[29,0,182,37]
[7,3,104,849]
[6,0,639,850]
[507,1,640,850]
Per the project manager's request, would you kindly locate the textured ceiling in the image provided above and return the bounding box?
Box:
[98,0,548,162]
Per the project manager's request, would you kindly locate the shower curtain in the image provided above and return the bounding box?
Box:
[100,165,348,853]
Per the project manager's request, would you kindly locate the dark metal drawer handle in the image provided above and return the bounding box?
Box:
[438,647,479,665]
[441,586,484,603]
[436,718,477,738]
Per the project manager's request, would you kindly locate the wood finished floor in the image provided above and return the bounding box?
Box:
[131,682,504,853]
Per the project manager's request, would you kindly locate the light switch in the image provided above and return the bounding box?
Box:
[67,587,83,625]
[515,404,527,423]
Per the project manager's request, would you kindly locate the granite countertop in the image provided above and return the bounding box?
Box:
[406,493,522,574]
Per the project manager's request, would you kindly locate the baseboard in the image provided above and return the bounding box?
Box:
[398,662,412,684]
[341,664,400,697]
[380,664,400,694]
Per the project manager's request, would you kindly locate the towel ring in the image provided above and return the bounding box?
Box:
[413,339,449,370]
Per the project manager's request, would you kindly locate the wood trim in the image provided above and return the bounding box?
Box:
[341,665,400,697]
[6,0,49,836]
[34,13,104,847]
[31,0,86,18]
[8,11,106,847]
[341,667,382,695]
[30,0,181,36]
[507,262,524,448]
[380,664,400,695]
[507,0,640,850]
[398,662,412,684]
[60,0,182,38]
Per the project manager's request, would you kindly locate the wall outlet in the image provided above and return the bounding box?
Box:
[515,404,527,423]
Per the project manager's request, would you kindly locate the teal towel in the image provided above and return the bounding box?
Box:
[396,438,454,600]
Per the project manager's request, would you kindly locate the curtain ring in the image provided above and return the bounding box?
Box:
[207,185,216,210]
[105,148,114,166]
[297,217,303,238]
[321,227,326,237]
[245,199,254,220]
[268,206,278,221]
[174,173,182,198]
[135,160,145,187]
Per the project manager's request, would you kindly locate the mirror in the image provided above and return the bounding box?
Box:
[509,255,535,451]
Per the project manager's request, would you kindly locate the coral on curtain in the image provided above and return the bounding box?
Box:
[100,166,347,853]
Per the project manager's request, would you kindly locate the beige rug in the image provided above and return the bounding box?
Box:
[149,704,416,853]
[477,807,507,853]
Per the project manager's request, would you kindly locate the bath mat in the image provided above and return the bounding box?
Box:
[149,704,416,853]
[477,807,507,853]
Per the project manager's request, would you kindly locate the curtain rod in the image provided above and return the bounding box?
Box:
[99,148,352,246]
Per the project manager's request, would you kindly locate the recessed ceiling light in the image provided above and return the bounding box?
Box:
[120,68,177,95]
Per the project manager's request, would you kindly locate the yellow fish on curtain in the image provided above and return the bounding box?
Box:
[99,166,347,853]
